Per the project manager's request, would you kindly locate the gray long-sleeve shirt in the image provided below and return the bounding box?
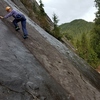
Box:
[4,10,23,19]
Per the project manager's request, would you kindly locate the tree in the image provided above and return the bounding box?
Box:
[52,13,59,27]
[39,0,46,16]
[76,32,99,68]
[76,33,88,60]
[91,0,100,58]
[52,13,62,40]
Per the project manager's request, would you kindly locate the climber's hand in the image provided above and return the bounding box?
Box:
[0,16,4,19]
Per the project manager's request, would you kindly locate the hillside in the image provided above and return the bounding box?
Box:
[59,19,94,35]
[0,0,100,100]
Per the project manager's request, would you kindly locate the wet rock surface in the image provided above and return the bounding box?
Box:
[0,0,100,100]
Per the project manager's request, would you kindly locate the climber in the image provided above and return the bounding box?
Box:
[0,6,28,39]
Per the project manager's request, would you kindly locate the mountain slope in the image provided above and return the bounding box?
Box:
[60,19,93,35]
[59,19,94,36]
[0,0,100,100]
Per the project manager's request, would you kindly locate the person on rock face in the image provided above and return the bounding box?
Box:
[0,6,28,39]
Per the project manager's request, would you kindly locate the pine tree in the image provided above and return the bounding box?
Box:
[39,0,46,16]
[76,33,88,60]
[52,13,61,40]
[91,0,100,58]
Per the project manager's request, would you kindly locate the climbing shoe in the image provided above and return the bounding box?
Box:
[15,27,20,31]
[23,35,28,39]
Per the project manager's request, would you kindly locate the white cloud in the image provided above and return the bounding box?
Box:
[81,7,97,22]
[36,0,97,24]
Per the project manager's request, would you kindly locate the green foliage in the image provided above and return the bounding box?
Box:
[91,26,100,58]
[39,0,44,8]
[90,0,100,59]
[39,0,46,16]
[95,0,100,8]
[59,19,100,68]
[52,13,62,40]
[76,32,99,68]
[59,19,94,47]
[52,13,59,26]
[59,19,93,36]
[64,32,73,40]
[87,49,99,68]
[76,33,88,59]
[80,33,88,56]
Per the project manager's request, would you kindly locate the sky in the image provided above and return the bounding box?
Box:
[36,0,97,25]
